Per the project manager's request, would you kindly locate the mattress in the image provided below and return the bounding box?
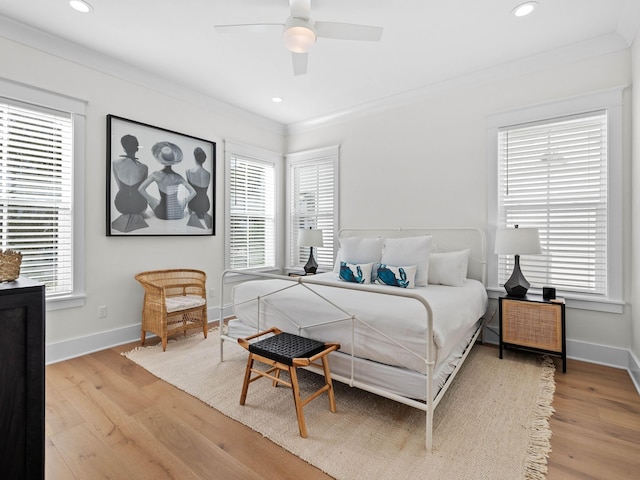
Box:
[229,272,488,376]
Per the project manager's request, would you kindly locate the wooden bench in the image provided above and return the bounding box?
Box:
[238,327,340,438]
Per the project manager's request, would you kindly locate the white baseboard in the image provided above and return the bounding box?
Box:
[565,338,630,369]
[45,305,232,365]
[628,351,640,395]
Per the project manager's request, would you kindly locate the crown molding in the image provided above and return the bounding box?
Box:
[285,33,630,135]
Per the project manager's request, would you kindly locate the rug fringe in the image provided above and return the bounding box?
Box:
[524,355,556,480]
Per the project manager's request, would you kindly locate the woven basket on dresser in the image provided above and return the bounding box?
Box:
[0,250,22,282]
[135,269,208,351]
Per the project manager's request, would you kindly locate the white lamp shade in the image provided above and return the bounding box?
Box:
[494,227,541,255]
[298,229,324,247]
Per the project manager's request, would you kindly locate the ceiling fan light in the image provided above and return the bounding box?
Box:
[283,25,316,53]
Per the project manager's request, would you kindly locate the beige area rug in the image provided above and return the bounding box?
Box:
[123,329,555,480]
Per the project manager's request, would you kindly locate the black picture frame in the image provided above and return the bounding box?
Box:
[107,115,215,236]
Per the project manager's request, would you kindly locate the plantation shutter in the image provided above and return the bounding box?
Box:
[0,99,73,295]
[228,154,276,269]
[289,150,337,270]
[497,111,608,296]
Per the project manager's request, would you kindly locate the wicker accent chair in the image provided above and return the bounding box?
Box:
[135,269,208,351]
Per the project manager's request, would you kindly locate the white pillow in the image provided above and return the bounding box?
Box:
[333,236,384,273]
[375,264,417,289]
[428,249,470,287]
[338,262,373,284]
[381,236,432,286]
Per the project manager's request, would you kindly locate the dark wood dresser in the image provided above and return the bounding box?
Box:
[0,277,45,480]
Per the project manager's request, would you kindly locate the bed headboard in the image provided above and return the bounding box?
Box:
[338,227,487,285]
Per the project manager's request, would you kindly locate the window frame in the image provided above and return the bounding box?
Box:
[0,77,86,311]
[487,87,625,313]
[224,140,282,275]
[286,145,339,272]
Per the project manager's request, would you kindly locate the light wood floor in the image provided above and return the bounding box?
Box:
[45,337,640,480]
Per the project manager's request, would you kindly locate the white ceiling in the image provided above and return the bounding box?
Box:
[0,0,638,128]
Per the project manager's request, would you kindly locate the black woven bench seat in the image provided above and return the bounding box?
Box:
[249,332,326,366]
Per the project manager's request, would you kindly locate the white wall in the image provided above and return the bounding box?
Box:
[0,36,284,361]
[287,50,634,362]
[631,39,640,384]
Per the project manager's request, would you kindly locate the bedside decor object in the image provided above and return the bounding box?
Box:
[0,249,22,282]
[494,225,541,297]
[542,286,556,300]
[298,228,323,274]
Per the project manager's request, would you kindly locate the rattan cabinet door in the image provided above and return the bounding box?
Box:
[501,299,562,353]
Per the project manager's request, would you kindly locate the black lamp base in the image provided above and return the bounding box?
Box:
[504,254,530,297]
[303,248,318,274]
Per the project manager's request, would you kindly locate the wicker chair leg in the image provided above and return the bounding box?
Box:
[141,330,146,345]
[161,337,168,352]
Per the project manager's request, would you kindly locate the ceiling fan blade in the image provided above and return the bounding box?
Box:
[214,23,284,34]
[315,22,383,41]
[292,52,308,76]
[289,0,311,19]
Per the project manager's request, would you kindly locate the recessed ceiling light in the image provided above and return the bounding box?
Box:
[272,97,283,103]
[69,1,94,13]
[512,1,537,17]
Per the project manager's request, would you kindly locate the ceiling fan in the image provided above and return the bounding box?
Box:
[214,0,383,76]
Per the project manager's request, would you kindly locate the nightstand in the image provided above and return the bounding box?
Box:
[499,294,566,373]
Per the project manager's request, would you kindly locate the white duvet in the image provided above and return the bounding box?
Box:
[230,272,488,375]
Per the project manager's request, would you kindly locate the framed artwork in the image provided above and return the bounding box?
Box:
[106,115,216,236]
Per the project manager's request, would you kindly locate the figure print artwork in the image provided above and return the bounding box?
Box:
[107,115,215,236]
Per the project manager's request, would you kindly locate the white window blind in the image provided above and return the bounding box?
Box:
[0,99,73,295]
[497,111,608,296]
[228,154,276,270]
[288,147,338,270]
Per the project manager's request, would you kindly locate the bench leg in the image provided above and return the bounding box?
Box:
[321,356,337,413]
[240,355,254,405]
[289,366,308,438]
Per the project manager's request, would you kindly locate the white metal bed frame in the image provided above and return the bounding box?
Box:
[218,227,487,451]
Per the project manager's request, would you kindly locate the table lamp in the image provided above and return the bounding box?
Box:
[298,228,324,274]
[494,225,541,297]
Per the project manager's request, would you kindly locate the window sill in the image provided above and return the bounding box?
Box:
[46,293,87,311]
[486,287,624,314]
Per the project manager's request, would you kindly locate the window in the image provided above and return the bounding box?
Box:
[287,146,339,270]
[0,79,85,309]
[488,88,624,313]
[225,142,280,271]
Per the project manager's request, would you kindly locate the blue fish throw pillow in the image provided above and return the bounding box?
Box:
[376,264,417,288]
[339,262,373,284]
